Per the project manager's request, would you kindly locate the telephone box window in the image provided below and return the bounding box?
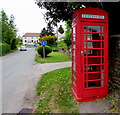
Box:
[102,26,104,33]
[88,81,101,88]
[88,26,100,32]
[84,26,87,32]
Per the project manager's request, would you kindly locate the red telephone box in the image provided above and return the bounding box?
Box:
[72,7,108,102]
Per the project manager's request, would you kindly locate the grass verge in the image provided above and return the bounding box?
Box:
[35,67,79,113]
[35,52,71,63]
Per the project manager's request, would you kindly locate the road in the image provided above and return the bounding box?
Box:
[2,48,72,113]
[2,48,36,113]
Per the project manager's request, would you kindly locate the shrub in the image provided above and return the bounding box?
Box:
[52,47,58,52]
[57,41,67,47]
[0,43,11,56]
[36,45,52,58]
[11,39,17,50]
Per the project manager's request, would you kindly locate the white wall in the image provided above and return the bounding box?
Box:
[22,36,39,45]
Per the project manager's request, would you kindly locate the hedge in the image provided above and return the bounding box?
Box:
[0,43,11,56]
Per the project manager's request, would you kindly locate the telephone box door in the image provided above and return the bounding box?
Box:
[81,22,108,99]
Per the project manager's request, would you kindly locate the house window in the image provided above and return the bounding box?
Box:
[32,40,33,42]
[25,40,27,42]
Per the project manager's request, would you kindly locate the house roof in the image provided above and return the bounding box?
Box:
[22,33,40,37]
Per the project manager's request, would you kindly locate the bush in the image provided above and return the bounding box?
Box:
[52,47,58,52]
[36,45,52,58]
[0,43,11,56]
[57,41,67,47]
[11,39,17,50]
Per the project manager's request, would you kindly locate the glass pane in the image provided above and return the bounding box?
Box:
[102,34,104,40]
[84,42,86,48]
[102,26,104,33]
[84,82,88,88]
[87,34,100,40]
[74,77,76,84]
[86,65,101,72]
[73,44,76,48]
[84,34,86,40]
[73,27,76,34]
[102,57,104,64]
[73,56,76,71]
[88,73,101,80]
[101,41,104,48]
[86,57,101,64]
[73,50,76,56]
[88,26,100,32]
[87,34,93,40]
[84,26,87,32]
[101,80,104,87]
[88,81,101,88]
[101,72,104,79]
[88,42,93,48]
[73,71,76,77]
[73,34,76,41]
[84,41,102,49]
[84,49,101,56]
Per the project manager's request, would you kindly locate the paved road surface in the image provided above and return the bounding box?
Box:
[2,48,36,113]
[2,48,72,113]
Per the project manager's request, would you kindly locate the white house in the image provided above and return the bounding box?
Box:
[22,33,40,45]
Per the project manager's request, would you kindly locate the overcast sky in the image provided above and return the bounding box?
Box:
[1,0,65,37]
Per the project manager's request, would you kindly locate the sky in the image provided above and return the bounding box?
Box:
[1,0,65,37]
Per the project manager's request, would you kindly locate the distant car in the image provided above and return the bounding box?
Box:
[20,46,27,51]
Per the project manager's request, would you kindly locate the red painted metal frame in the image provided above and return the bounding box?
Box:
[72,8,108,102]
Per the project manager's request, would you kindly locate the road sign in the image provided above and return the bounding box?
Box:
[41,41,47,45]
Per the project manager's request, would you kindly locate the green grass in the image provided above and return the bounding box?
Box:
[35,52,71,63]
[17,44,29,47]
[35,67,79,113]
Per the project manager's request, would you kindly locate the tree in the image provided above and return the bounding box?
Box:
[36,2,103,26]
[1,9,9,44]
[58,25,64,34]
[1,9,17,49]
[40,21,55,38]
[63,22,71,49]
[40,27,48,37]
[40,35,57,47]
[46,21,55,35]
[35,2,120,35]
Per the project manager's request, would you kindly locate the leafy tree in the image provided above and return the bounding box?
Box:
[40,21,55,38]
[35,2,103,26]
[46,21,55,36]
[1,9,9,44]
[35,2,120,35]
[40,27,48,37]
[40,35,57,46]
[1,9,17,49]
[63,22,71,49]
[58,25,64,34]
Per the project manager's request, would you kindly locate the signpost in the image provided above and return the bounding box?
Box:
[41,41,47,58]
